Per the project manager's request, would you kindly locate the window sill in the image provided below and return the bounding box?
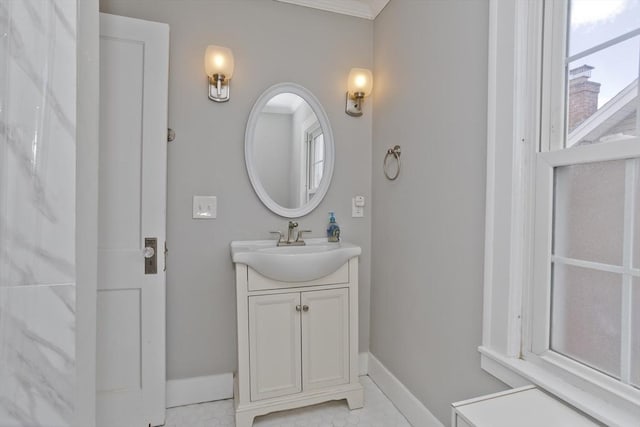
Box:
[479,346,640,426]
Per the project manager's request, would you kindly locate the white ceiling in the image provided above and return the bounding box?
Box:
[274,0,390,20]
[263,93,305,114]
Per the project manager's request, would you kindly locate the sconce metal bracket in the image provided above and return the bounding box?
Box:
[208,75,230,102]
[345,92,364,117]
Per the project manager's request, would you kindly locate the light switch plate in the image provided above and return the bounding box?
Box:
[193,196,217,219]
[352,197,364,218]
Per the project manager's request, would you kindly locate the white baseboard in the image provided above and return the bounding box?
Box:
[359,351,369,376]
[166,373,233,408]
[367,353,444,427]
[166,352,367,409]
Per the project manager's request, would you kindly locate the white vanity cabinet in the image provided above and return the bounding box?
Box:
[233,256,363,427]
[248,292,302,401]
[300,288,350,391]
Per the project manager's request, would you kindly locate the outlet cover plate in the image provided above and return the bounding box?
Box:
[352,197,364,218]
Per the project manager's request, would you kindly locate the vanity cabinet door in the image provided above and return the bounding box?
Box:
[248,293,302,401]
[301,288,350,391]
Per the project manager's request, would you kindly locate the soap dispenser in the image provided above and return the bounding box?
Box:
[327,212,340,242]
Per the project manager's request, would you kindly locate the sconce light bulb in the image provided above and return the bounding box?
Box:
[355,74,367,89]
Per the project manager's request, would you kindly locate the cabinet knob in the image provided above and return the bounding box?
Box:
[302,305,309,312]
[295,305,302,312]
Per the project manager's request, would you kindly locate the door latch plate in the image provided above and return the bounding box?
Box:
[144,237,158,274]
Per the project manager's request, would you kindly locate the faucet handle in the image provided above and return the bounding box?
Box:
[288,221,298,229]
[269,231,284,242]
[296,230,312,242]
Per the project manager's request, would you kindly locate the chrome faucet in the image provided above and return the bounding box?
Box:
[270,221,311,246]
[287,221,298,243]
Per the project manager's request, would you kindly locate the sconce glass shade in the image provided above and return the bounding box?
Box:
[204,45,234,79]
[347,68,373,97]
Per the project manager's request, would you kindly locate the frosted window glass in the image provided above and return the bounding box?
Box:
[551,263,622,378]
[553,160,625,265]
[314,134,324,161]
[632,278,640,388]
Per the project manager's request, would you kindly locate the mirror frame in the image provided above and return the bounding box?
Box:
[245,82,335,218]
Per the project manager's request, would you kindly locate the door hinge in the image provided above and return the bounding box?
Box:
[164,241,168,271]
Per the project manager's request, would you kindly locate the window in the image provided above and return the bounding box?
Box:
[543,0,639,152]
[531,0,640,391]
[305,124,324,202]
[482,1,640,423]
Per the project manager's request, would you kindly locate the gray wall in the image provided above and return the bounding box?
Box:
[370,1,506,424]
[254,112,293,208]
[99,0,373,381]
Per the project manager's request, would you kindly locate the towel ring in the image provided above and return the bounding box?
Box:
[384,145,401,180]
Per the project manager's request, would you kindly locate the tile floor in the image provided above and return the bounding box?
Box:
[163,376,411,427]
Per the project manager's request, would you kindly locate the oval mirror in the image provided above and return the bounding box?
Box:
[245,83,335,217]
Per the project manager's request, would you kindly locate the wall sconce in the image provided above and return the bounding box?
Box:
[204,45,234,102]
[345,68,373,117]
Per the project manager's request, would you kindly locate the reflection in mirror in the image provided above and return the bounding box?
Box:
[253,93,324,209]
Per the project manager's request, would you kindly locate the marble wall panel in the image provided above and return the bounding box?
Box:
[0,1,77,426]
[0,285,75,426]
[0,0,76,288]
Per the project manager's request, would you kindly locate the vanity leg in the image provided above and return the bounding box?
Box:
[346,389,365,410]
[235,411,255,427]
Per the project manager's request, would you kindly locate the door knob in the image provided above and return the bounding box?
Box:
[143,246,155,258]
[296,305,302,312]
[302,305,309,312]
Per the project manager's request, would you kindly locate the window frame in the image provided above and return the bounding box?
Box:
[304,122,323,202]
[481,1,640,424]
[531,143,640,393]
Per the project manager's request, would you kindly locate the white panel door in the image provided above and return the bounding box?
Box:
[302,288,350,391]
[249,293,302,401]
[97,13,169,427]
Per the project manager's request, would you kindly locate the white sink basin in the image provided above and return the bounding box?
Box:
[230,238,361,282]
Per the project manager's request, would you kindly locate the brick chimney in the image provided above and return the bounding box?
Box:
[568,65,600,132]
